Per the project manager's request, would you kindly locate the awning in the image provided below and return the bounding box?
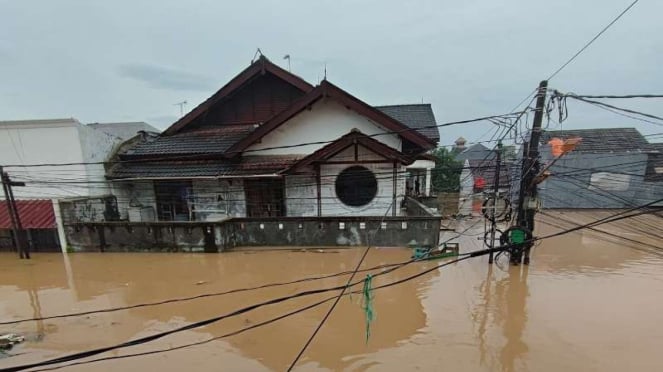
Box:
[0,200,56,229]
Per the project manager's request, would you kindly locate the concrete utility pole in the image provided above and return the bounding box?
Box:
[512,80,548,265]
[488,140,502,264]
[1,167,29,259]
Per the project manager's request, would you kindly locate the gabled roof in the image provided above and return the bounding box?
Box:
[540,128,648,153]
[228,80,436,155]
[456,143,495,162]
[163,55,313,136]
[375,104,440,143]
[286,130,414,173]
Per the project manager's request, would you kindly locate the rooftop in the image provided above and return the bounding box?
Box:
[88,121,160,140]
[540,127,649,153]
[375,104,440,143]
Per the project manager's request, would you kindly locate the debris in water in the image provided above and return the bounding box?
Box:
[195,280,208,285]
[0,334,25,350]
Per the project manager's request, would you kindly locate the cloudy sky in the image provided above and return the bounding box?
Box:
[1,0,661,146]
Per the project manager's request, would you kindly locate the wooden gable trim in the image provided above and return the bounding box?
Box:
[283,131,414,173]
[226,80,436,154]
[163,56,314,136]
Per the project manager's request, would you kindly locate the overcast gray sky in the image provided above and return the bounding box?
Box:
[1,0,661,145]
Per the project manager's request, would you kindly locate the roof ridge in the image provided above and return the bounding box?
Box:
[374,103,431,108]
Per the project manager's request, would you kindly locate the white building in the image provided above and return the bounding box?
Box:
[0,118,158,251]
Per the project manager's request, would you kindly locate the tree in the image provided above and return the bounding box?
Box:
[430,147,463,192]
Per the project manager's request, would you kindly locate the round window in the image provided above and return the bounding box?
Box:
[335,166,378,207]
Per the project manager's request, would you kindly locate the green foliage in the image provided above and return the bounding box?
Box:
[430,147,463,192]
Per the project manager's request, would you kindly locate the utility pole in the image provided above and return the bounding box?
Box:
[488,141,502,264]
[512,80,548,265]
[1,167,29,259]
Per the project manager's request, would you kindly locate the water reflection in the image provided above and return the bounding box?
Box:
[475,264,530,372]
[0,249,436,371]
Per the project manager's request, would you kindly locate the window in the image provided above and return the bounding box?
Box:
[589,172,631,191]
[335,166,378,207]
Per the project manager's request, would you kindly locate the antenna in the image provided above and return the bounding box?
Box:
[252,48,263,63]
[283,54,291,71]
[174,101,188,117]
[323,62,327,80]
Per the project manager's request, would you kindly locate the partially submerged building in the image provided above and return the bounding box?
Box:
[538,128,663,208]
[67,56,443,252]
[0,119,158,252]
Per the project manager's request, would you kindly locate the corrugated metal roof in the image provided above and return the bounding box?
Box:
[0,200,56,229]
[375,104,440,143]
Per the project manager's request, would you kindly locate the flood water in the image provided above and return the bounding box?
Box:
[1,211,663,371]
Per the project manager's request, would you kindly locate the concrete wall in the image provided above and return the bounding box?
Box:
[539,147,663,208]
[64,215,441,252]
[247,100,401,155]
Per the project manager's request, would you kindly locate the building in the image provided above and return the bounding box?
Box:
[458,158,511,216]
[0,119,158,252]
[537,127,663,209]
[66,55,443,252]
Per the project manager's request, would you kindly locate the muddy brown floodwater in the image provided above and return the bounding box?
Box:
[1,211,663,371]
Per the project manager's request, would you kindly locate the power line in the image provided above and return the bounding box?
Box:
[1,111,528,169]
[546,0,640,81]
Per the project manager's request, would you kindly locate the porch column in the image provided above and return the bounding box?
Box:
[315,164,322,217]
[392,161,397,216]
[425,167,432,196]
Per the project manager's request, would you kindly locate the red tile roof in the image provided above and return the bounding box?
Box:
[0,200,56,229]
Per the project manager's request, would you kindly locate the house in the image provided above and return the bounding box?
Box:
[458,158,511,216]
[0,119,159,252]
[66,55,442,251]
[537,127,663,208]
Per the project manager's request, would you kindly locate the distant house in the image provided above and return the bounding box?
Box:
[66,55,445,251]
[538,127,663,208]
[458,158,511,216]
[455,142,496,162]
[0,119,158,252]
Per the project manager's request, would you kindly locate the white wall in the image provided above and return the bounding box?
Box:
[77,124,123,197]
[1,119,88,199]
[0,119,126,201]
[247,100,401,155]
[284,143,407,217]
[458,159,475,215]
[113,181,157,221]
